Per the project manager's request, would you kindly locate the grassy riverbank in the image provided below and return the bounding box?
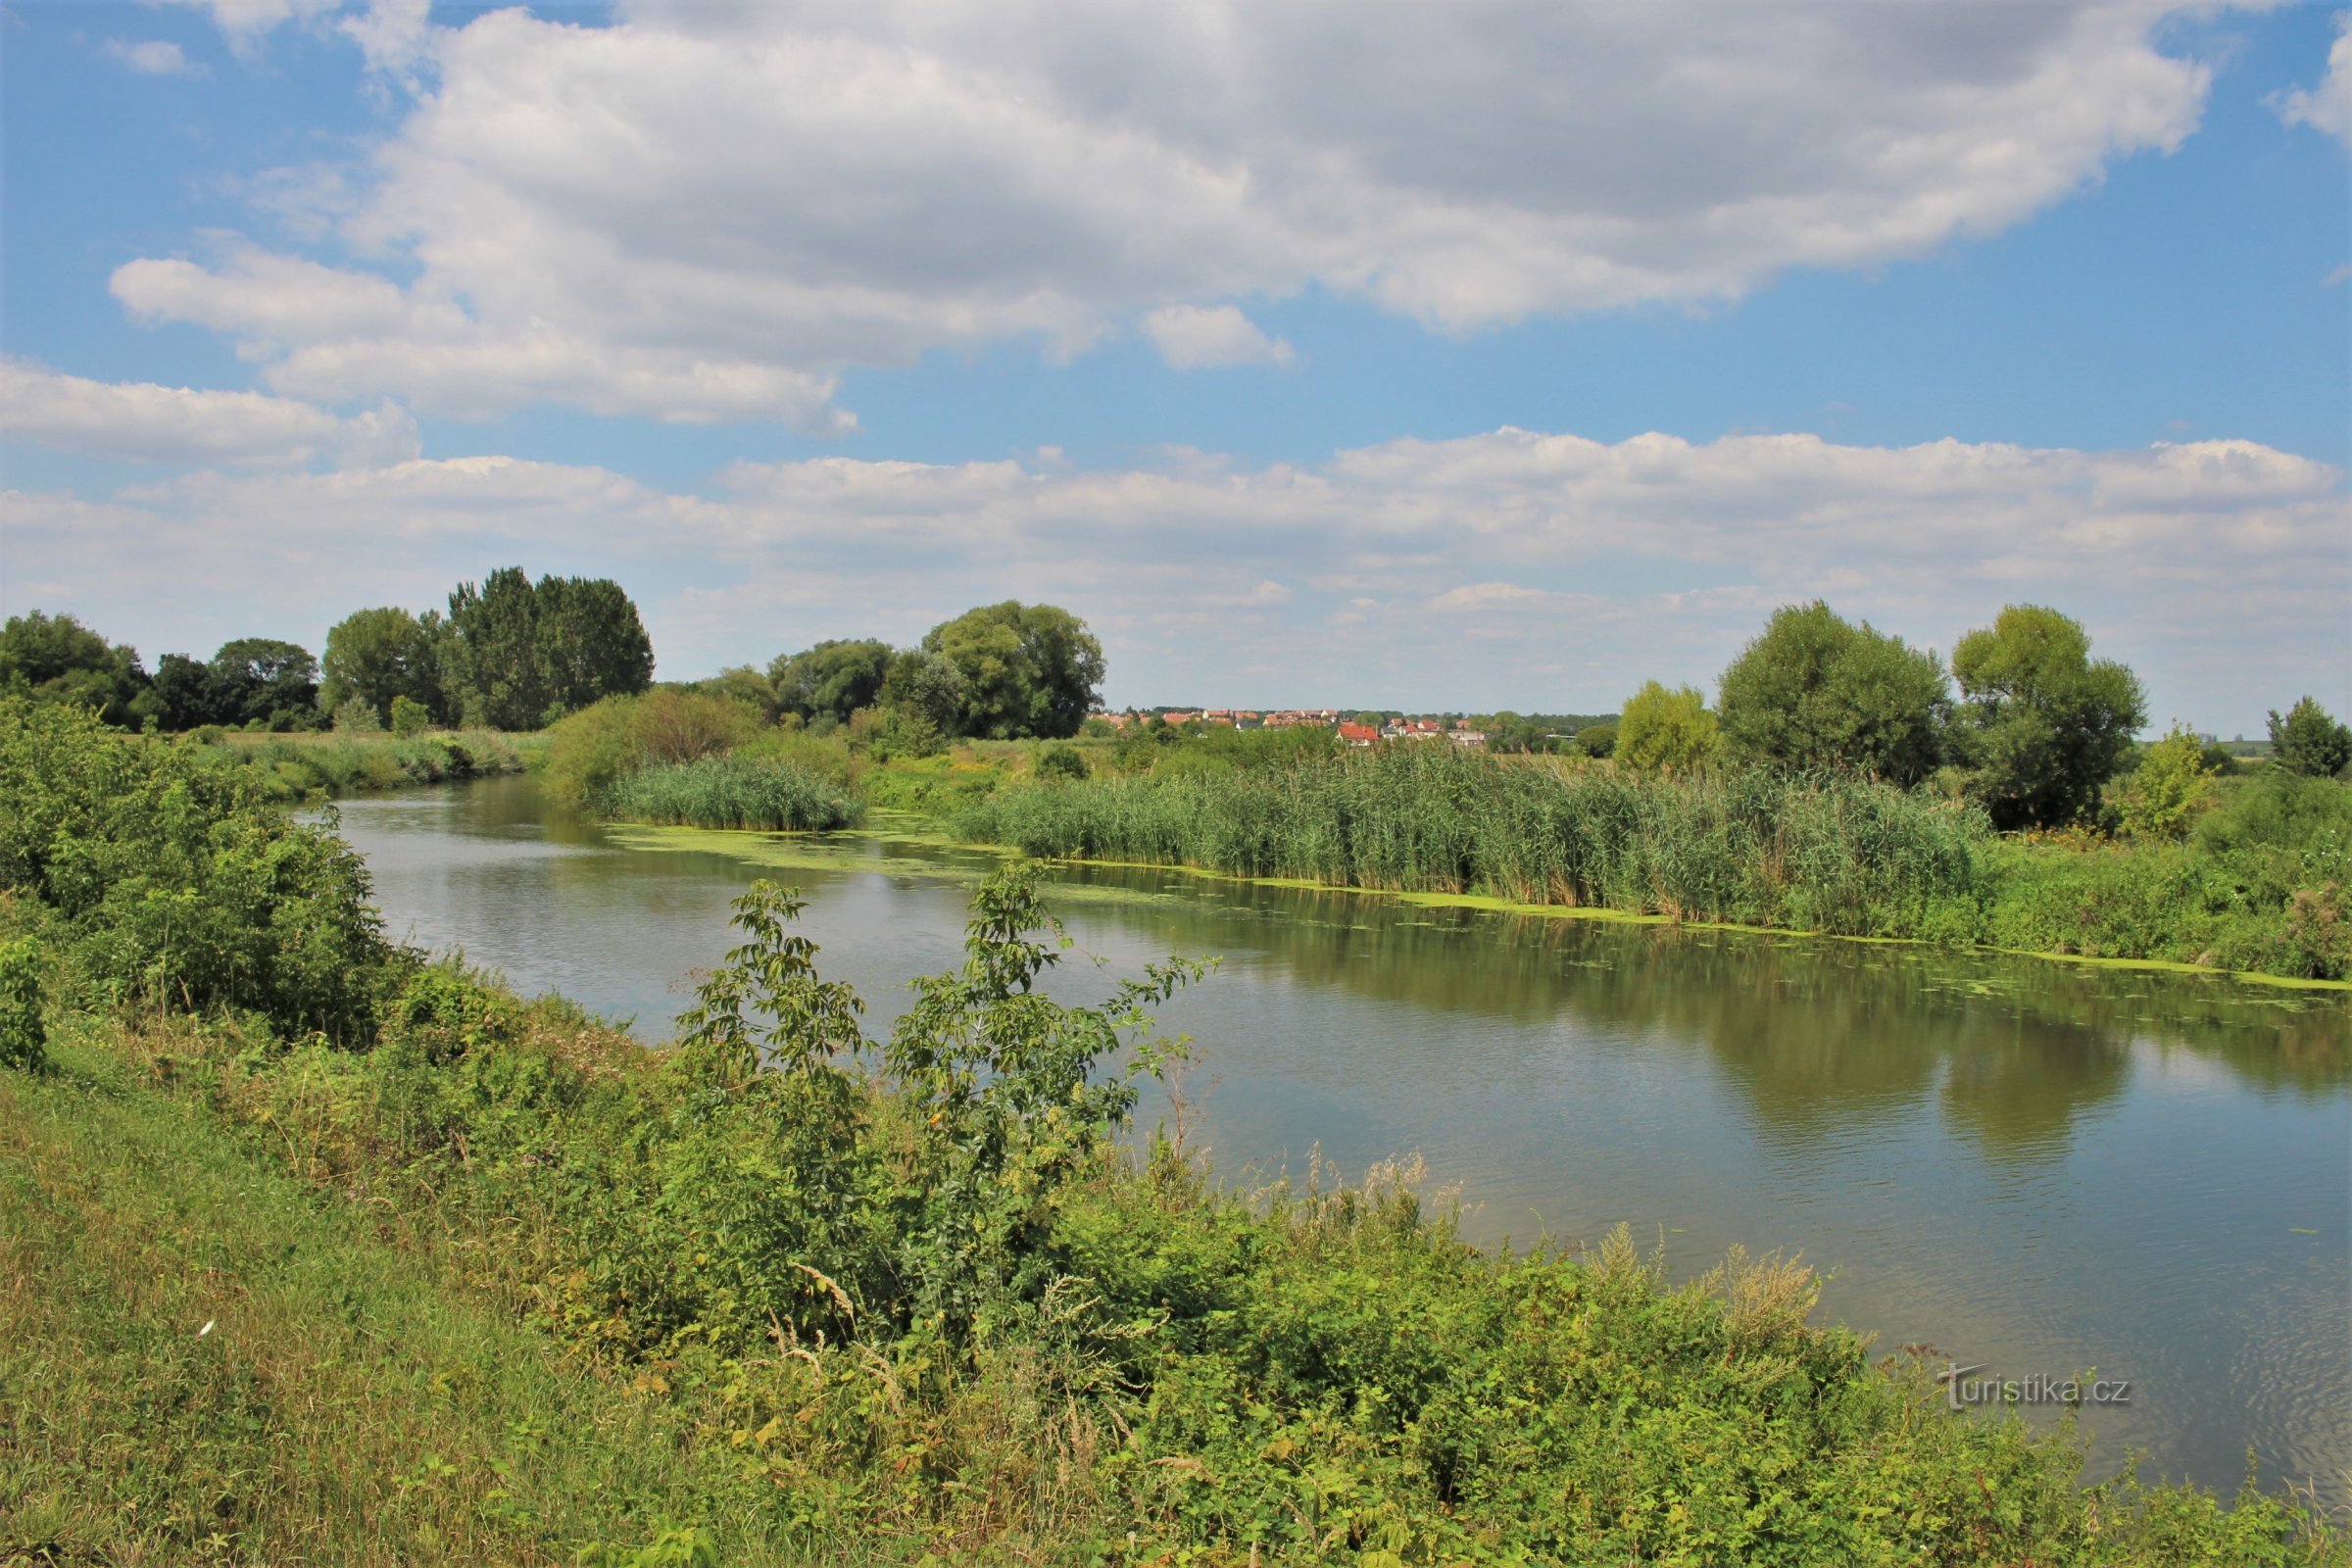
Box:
[208,727,536,801]
[2,695,2343,1563]
[953,748,2352,981]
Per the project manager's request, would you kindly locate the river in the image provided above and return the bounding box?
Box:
[328,773,2351,1502]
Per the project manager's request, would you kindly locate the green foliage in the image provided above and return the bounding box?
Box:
[770,638,894,725]
[444,566,655,730]
[322,605,444,726]
[389,693,432,736]
[331,695,386,733]
[920,601,1104,739]
[2116,724,2220,841]
[1037,742,1090,780]
[595,754,864,831]
[695,663,783,723]
[0,698,388,1038]
[207,637,323,729]
[0,936,45,1071]
[1571,720,1616,759]
[1951,606,2146,829]
[1616,680,1720,772]
[0,610,156,729]
[2269,696,2352,778]
[1717,600,1949,783]
[543,689,761,808]
[0,712,2334,1555]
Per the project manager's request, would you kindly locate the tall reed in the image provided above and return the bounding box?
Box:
[955,748,1987,937]
[596,753,863,831]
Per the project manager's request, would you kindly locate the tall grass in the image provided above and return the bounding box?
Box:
[596,752,864,831]
[218,728,530,799]
[957,747,1985,937]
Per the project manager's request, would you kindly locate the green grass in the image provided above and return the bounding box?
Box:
[0,1024,806,1566]
[595,753,864,831]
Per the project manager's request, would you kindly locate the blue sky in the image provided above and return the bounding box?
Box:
[2,0,2346,729]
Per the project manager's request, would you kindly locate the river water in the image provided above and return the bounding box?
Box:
[329,774,2351,1501]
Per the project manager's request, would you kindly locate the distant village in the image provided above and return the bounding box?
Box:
[1088,708,1519,748]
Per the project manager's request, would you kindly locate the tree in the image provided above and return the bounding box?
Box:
[444,567,654,730]
[0,611,153,728]
[920,602,1103,739]
[537,575,655,715]
[2268,697,2352,778]
[209,638,320,728]
[879,649,970,736]
[771,639,894,725]
[1571,721,1616,760]
[2116,724,2220,841]
[1949,606,2145,829]
[1616,682,1719,771]
[700,665,783,723]
[150,653,220,731]
[1716,601,1948,784]
[322,607,440,726]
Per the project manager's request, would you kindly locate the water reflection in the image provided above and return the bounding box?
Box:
[328,777,2351,1503]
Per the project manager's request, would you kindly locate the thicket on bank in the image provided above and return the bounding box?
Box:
[1,697,2338,1562]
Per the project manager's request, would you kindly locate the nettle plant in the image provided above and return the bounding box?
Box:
[671,864,1202,1344]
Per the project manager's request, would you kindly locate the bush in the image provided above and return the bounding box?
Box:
[332,696,385,733]
[2115,724,2219,841]
[1037,742,1089,780]
[2270,696,2352,778]
[543,689,760,808]
[0,699,389,1039]
[0,935,44,1070]
[389,694,432,736]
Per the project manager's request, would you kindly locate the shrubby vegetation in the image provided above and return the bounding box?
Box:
[0,702,2335,1562]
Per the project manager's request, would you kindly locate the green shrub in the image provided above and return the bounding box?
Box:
[0,935,44,1070]
[544,689,761,808]
[1037,742,1089,780]
[389,694,431,736]
[0,699,389,1039]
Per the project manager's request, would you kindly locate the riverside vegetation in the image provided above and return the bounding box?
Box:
[5,697,2344,1565]
[953,744,2352,981]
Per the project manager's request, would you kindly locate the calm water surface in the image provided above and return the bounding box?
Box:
[330,775,2352,1500]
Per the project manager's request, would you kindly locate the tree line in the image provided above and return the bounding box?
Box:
[0,567,655,734]
[1568,601,2348,830]
[696,600,1105,749]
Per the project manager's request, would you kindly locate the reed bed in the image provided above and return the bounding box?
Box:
[956,748,1987,937]
[596,752,864,831]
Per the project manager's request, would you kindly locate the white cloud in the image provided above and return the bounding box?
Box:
[157,0,337,49]
[103,39,204,77]
[2274,14,2352,149]
[5,426,2341,729]
[111,2,2233,424]
[0,360,418,468]
[1143,306,1296,369]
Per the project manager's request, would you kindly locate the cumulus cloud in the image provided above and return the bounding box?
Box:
[1143,306,1296,369]
[2274,14,2352,150]
[104,39,204,76]
[5,426,2342,728]
[111,1,2232,424]
[0,360,418,467]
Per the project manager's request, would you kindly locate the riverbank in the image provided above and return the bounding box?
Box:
[5,698,2340,1562]
[949,750,2352,982]
[209,726,539,801]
